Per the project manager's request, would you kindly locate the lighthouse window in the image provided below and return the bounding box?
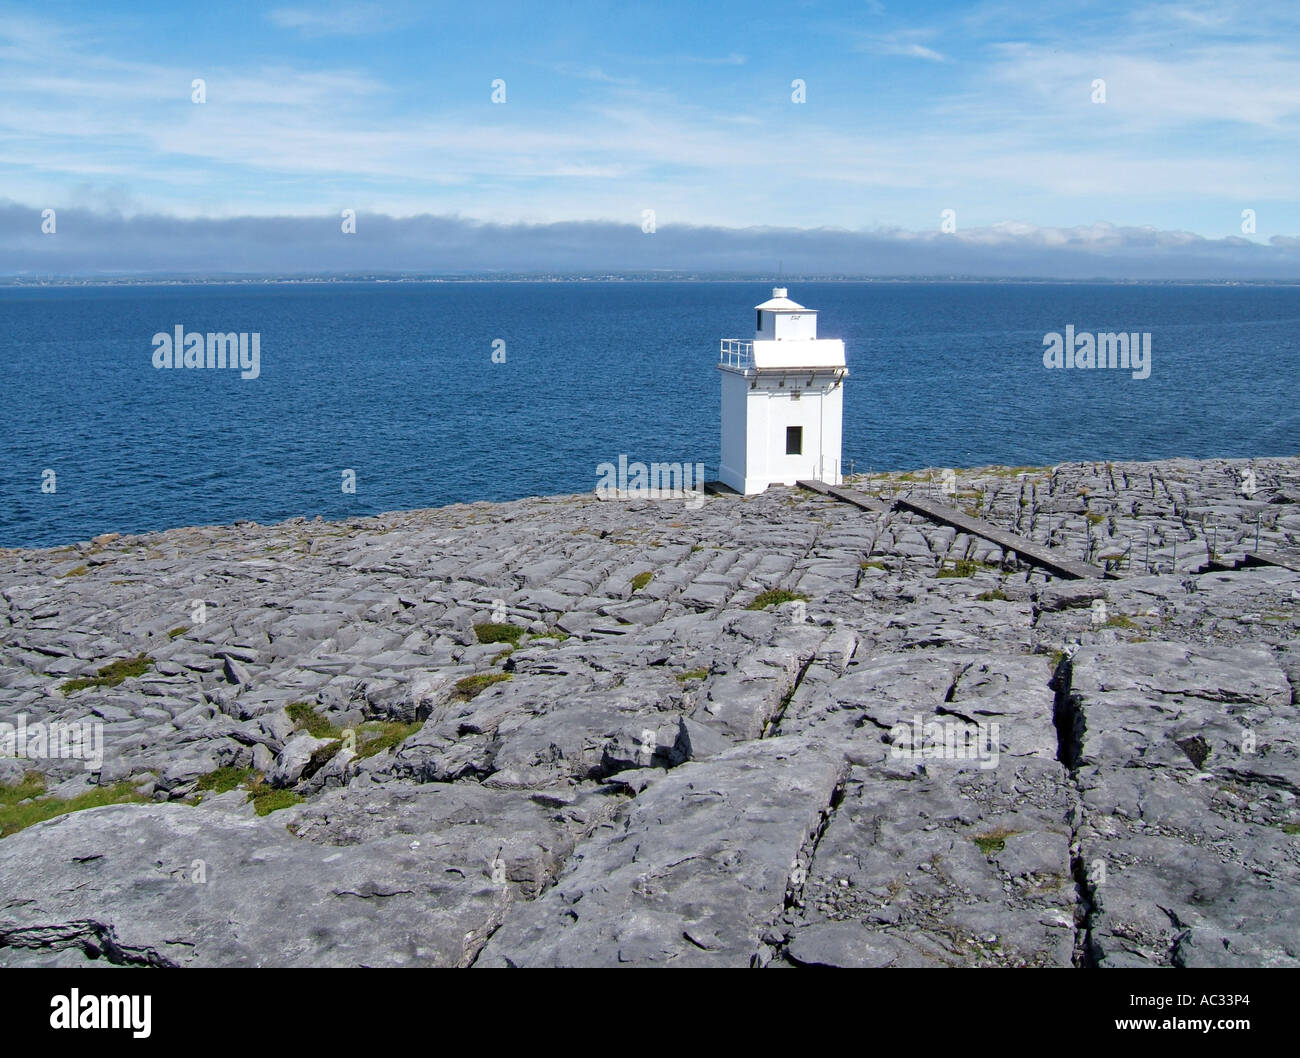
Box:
[786,426,803,455]
[756,310,763,332]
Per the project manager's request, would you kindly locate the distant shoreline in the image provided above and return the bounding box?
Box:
[4,275,1300,288]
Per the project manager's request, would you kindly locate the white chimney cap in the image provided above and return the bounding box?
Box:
[755,289,810,311]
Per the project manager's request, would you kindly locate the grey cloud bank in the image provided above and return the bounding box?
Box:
[3,203,1298,280]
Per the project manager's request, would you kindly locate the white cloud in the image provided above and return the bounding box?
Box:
[986,40,1300,129]
[855,32,949,62]
[267,4,388,36]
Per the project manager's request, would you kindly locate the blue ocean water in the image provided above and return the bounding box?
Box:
[1,280,1297,548]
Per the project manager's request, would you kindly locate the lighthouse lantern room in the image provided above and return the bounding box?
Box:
[717,288,848,494]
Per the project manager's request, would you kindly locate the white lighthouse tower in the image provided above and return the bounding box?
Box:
[717,288,848,494]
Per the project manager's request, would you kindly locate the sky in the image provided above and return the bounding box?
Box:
[2,0,1299,277]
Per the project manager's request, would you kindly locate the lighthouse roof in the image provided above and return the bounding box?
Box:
[754,287,814,312]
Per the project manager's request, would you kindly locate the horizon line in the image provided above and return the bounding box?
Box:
[4,272,1300,286]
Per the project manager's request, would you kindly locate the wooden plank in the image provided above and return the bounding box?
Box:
[895,494,1107,579]
[799,479,1107,580]
[1243,551,1300,573]
[796,479,890,513]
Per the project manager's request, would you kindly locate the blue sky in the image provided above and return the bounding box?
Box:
[2,0,1299,275]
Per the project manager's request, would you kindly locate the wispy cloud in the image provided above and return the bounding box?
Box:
[553,64,642,87]
[652,52,748,66]
[985,40,1300,129]
[267,3,389,36]
[872,39,948,62]
[852,30,949,62]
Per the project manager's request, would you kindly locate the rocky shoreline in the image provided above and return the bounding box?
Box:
[1,455,1297,967]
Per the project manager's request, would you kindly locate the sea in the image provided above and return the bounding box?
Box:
[1,280,1297,548]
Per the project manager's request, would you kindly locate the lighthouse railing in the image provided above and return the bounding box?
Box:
[719,339,754,368]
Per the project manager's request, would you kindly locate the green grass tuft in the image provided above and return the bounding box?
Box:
[746,589,808,611]
[474,622,525,645]
[247,785,303,816]
[976,589,1008,601]
[937,559,984,579]
[195,766,253,794]
[0,772,150,838]
[0,771,46,807]
[452,672,512,701]
[167,626,188,639]
[285,702,344,739]
[61,653,152,694]
[676,668,709,682]
[354,720,423,760]
[630,571,653,592]
[972,827,1018,856]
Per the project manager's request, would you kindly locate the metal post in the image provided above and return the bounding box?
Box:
[1256,512,1261,553]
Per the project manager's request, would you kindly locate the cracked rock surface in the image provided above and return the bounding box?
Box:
[0,456,1297,966]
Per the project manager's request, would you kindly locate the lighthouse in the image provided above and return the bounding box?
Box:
[717,288,848,494]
